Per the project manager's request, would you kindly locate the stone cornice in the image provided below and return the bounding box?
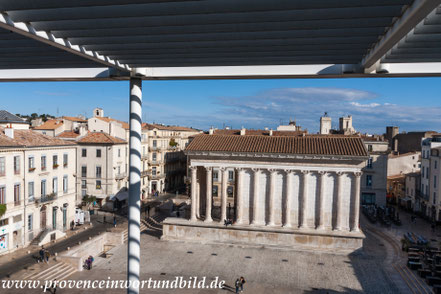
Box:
[186,150,368,161]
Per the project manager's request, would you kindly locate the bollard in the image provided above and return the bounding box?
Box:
[88,237,92,240]
[54,252,58,257]
[67,247,70,250]
[27,250,30,254]
[78,241,81,245]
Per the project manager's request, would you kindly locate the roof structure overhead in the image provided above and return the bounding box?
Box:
[0,0,441,80]
[186,134,368,157]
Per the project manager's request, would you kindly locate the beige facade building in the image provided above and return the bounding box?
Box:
[76,132,128,206]
[0,126,76,255]
[141,123,200,196]
[163,133,368,251]
[361,137,389,206]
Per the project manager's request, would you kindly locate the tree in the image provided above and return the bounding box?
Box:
[169,138,178,148]
[83,195,97,210]
[0,204,6,218]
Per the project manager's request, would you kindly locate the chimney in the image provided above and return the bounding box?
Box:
[209,126,214,135]
[79,125,87,136]
[5,127,14,139]
[240,127,246,136]
[269,129,273,136]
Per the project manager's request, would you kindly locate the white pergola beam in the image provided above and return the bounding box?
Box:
[0,68,129,81]
[362,0,441,70]
[0,63,441,81]
[0,12,131,72]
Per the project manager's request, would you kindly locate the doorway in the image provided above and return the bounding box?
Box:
[40,205,47,229]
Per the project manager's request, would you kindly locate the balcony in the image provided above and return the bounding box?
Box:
[115,173,127,180]
[149,159,162,165]
[39,193,57,203]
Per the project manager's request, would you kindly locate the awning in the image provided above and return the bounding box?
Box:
[110,189,128,201]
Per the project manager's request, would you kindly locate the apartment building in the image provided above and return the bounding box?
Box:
[419,135,441,219]
[360,137,389,206]
[405,172,421,212]
[76,132,128,207]
[33,116,87,138]
[0,127,76,255]
[142,123,200,196]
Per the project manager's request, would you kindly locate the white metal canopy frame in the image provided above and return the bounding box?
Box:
[1,1,441,293]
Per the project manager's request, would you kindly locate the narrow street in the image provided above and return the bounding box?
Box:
[361,208,438,294]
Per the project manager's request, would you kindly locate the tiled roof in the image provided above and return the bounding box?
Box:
[96,117,129,130]
[62,116,87,122]
[0,127,74,147]
[57,131,80,138]
[213,129,306,136]
[142,123,199,132]
[186,134,367,157]
[33,119,63,130]
[77,132,126,144]
[0,110,28,124]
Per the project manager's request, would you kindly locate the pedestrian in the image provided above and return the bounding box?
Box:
[240,276,246,292]
[87,255,94,270]
[50,279,57,294]
[103,214,106,224]
[235,278,241,294]
[113,216,117,227]
[44,249,50,264]
[38,246,45,263]
[70,220,75,231]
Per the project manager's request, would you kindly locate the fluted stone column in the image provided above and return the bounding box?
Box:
[205,167,213,222]
[190,166,198,221]
[317,171,327,230]
[250,168,262,225]
[267,169,277,226]
[235,168,245,225]
[335,172,344,231]
[220,167,228,222]
[351,172,362,232]
[196,177,200,218]
[300,170,310,229]
[283,170,293,228]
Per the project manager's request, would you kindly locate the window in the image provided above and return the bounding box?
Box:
[53,177,58,195]
[368,145,373,152]
[52,155,58,168]
[82,148,87,157]
[0,218,8,227]
[228,171,234,181]
[41,155,46,170]
[63,154,68,167]
[0,157,5,176]
[81,189,87,197]
[435,176,437,188]
[436,160,438,169]
[41,180,46,196]
[28,182,34,201]
[118,149,121,157]
[81,166,87,177]
[14,156,20,174]
[213,171,219,181]
[0,186,5,204]
[142,146,145,155]
[213,185,218,196]
[366,175,373,187]
[28,214,33,231]
[153,153,157,161]
[96,166,102,178]
[422,167,425,178]
[227,186,234,197]
[427,167,429,179]
[96,180,102,189]
[153,140,157,148]
[63,176,68,193]
[117,166,121,175]
[81,180,87,189]
[152,167,157,175]
[96,149,101,158]
[434,192,437,205]
[367,157,373,169]
[14,184,20,205]
[28,156,35,171]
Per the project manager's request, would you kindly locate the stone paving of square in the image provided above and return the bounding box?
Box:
[3,222,399,294]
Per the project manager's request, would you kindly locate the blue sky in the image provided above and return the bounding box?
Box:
[0,77,440,134]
